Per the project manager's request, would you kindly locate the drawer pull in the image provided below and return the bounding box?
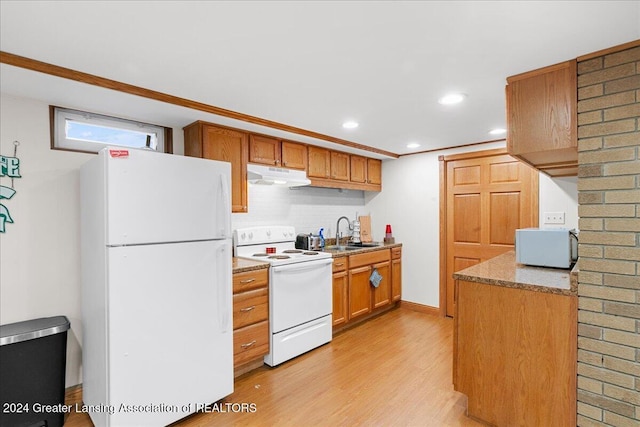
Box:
[240,278,255,284]
[335,263,344,267]
[240,306,255,312]
[241,340,257,348]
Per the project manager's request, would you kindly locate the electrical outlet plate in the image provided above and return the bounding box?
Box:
[543,212,565,224]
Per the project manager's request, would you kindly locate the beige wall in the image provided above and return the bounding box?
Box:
[576,43,640,425]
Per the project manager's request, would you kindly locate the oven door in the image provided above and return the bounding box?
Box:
[270,258,333,333]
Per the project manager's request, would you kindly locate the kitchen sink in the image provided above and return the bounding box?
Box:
[348,242,381,247]
[324,245,360,251]
[324,242,382,251]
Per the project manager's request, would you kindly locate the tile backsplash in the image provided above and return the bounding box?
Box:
[231,184,367,239]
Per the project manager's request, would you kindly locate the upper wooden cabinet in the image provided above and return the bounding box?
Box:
[506,60,578,176]
[184,122,248,213]
[249,135,307,170]
[309,148,381,191]
[308,146,350,181]
[351,156,382,186]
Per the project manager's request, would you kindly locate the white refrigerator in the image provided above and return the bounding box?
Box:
[80,147,233,427]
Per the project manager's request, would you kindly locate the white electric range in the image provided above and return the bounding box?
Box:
[233,226,333,366]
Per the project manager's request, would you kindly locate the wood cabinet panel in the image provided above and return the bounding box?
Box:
[233,288,268,330]
[506,60,577,176]
[184,122,248,213]
[454,280,577,426]
[233,320,270,367]
[331,151,350,181]
[249,134,280,166]
[350,155,367,183]
[233,269,269,293]
[332,270,348,326]
[391,248,402,302]
[348,265,372,319]
[281,141,307,170]
[308,146,331,179]
[371,260,391,309]
[367,158,382,185]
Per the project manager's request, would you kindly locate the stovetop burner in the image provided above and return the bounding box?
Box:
[234,226,333,265]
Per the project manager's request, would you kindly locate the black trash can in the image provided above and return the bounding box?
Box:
[0,316,70,427]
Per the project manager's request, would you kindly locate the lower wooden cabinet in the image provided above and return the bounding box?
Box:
[454,279,577,426]
[391,247,402,302]
[232,268,269,369]
[332,257,348,327]
[334,247,401,331]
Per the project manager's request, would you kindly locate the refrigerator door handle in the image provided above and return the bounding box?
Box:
[217,173,231,238]
[217,244,231,333]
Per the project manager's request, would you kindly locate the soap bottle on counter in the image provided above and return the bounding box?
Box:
[318,228,325,250]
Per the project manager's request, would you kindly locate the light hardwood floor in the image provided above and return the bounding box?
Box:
[66,307,481,427]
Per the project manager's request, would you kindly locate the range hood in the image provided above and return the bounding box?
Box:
[247,164,311,187]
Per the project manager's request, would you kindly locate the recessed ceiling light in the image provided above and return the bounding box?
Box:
[406,143,421,149]
[489,128,507,135]
[438,93,466,105]
[342,121,359,129]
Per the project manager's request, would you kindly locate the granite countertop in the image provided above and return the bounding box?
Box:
[452,251,578,296]
[322,242,402,257]
[232,257,269,273]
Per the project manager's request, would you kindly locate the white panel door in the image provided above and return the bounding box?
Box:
[103,148,231,246]
[106,239,233,427]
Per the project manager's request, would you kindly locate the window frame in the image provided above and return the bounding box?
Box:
[49,106,173,154]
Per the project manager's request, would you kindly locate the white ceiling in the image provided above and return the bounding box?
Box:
[1,1,639,158]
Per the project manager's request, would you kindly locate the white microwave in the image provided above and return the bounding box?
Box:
[515,228,578,269]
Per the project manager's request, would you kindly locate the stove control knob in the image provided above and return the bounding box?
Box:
[248,232,253,239]
[266,230,271,237]
[241,232,246,240]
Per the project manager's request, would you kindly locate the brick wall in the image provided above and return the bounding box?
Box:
[577,42,640,426]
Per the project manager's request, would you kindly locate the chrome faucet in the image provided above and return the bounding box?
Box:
[336,216,351,245]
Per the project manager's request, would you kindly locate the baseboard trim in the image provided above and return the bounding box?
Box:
[399,300,441,316]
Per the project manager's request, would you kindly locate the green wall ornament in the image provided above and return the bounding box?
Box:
[0,141,21,233]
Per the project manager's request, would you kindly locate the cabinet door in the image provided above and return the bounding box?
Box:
[367,158,382,185]
[332,270,348,326]
[202,125,248,213]
[331,152,350,181]
[350,155,367,183]
[348,265,372,319]
[281,141,307,170]
[371,260,391,309]
[506,60,577,176]
[391,258,402,302]
[308,146,331,178]
[249,134,281,166]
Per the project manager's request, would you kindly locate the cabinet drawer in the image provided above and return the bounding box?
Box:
[349,249,390,269]
[233,269,269,293]
[233,320,269,367]
[391,247,402,260]
[233,288,268,329]
[332,256,348,273]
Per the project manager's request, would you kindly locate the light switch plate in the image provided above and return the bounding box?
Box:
[543,212,565,224]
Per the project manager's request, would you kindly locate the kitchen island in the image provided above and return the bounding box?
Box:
[452,251,577,427]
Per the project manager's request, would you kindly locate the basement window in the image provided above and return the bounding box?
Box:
[51,106,171,154]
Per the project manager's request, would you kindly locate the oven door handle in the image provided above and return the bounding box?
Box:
[272,258,333,273]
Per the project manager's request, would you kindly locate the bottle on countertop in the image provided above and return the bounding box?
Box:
[318,228,325,249]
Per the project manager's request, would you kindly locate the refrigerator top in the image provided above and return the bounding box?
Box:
[83,147,232,246]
